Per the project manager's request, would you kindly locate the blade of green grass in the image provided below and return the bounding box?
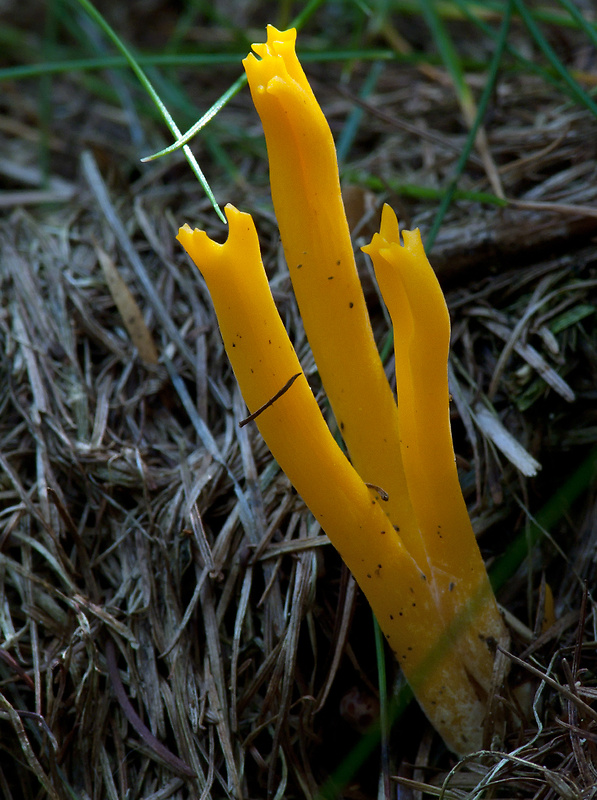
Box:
[351,172,508,206]
[0,48,402,82]
[512,0,597,118]
[39,0,59,186]
[425,0,514,251]
[490,444,597,592]
[387,0,597,32]
[375,0,512,367]
[418,0,475,122]
[141,74,247,162]
[337,61,385,164]
[556,0,597,49]
[450,0,576,96]
[374,616,391,800]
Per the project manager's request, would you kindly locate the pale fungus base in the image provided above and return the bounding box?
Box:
[178,26,509,756]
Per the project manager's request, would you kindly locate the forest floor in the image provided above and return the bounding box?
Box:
[1,1,597,798]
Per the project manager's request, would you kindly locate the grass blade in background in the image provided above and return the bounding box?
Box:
[426,0,514,250]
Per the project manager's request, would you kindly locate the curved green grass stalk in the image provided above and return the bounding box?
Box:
[71,0,226,222]
[556,0,597,49]
[142,74,248,163]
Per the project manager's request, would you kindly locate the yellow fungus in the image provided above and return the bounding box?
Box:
[177,27,510,755]
[363,205,507,688]
[177,205,502,754]
[243,27,425,568]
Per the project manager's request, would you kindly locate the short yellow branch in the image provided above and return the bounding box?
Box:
[363,205,508,688]
[178,205,505,754]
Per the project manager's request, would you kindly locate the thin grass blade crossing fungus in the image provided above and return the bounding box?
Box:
[177,25,508,755]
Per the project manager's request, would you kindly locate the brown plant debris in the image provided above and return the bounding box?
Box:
[1,3,597,798]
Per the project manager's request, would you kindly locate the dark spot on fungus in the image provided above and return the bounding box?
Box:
[340,421,344,430]
[394,526,400,532]
[349,302,354,308]
[389,614,394,620]
[367,573,372,579]
[328,276,334,280]
[449,582,455,592]
[297,264,302,269]
[380,530,386,535]
[336,260,341,265]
